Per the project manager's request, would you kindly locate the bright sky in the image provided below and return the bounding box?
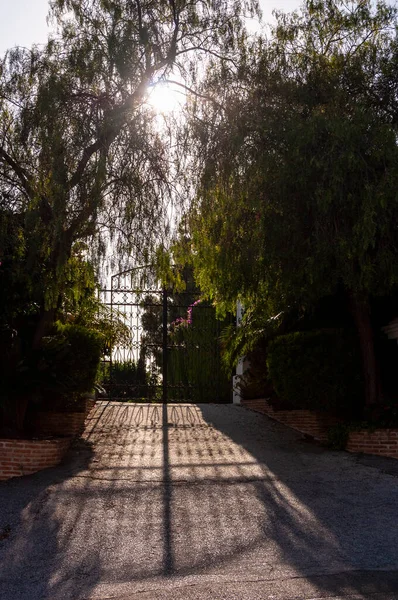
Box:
[0,0,300,56]
[0,0,50,55]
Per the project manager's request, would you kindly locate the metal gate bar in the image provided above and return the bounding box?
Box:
[99,266,229,403]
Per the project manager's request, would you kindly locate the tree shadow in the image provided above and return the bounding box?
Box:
[1,402,398,599]
[198,403,398,596]
[0,437,95,599]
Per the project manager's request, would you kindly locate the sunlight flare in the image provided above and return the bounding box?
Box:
[147,82,184,113]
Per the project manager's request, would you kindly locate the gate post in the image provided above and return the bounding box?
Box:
[162,288,168,404]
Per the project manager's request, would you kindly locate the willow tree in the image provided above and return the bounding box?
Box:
[0,0,259,347]
[185,0,398,407]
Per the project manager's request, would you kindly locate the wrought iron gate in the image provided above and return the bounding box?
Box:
[99,267,229,403]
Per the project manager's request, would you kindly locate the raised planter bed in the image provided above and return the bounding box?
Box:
[242,399,398,459]
[241,398,339,442]
[33,411,86,437]
[347,429,398,459]
[0,437,71,481]
[32,399,97,437]
[84,398,96,416]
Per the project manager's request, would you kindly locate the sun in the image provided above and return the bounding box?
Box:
[147,82,184,114]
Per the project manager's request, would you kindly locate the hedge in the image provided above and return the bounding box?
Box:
[40,322,104,401]
[266,329,363,414]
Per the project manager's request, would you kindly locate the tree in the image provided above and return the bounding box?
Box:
[0,0,259,345]
[185,0,398,407]
[0,0,260,430]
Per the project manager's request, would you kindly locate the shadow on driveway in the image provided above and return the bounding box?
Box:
[0,437,95,599]
[1,402,398,599]
[199,403,398,598]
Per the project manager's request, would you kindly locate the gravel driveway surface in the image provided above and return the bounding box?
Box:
[1,402,398,600]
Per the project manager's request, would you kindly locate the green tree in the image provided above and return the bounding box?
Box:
[185,0,398,407]
[0,0,259,348]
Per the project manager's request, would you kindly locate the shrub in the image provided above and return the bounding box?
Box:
[362,402,398,428]
[236,347,274,400]
[99,360,151,400]
[168,302,231,402]
[266,329,363,415]
[0,322,104,431]
[40,322,104,403]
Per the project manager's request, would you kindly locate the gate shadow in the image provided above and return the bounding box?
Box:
[196,403,398,597]
[1,402,398,599]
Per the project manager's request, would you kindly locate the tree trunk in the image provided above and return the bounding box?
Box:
[348,291,381,407]
[32,308,56,350]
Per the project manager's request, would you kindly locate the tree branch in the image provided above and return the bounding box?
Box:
[160,79,223,110]
[175,45,239,68]
[68,138,104,190]
[68,52,177,193]
[0,147,33,199]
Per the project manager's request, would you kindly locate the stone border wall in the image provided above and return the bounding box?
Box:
[241,398,338,441]
[347,429,398,458]
[0,438,71,481]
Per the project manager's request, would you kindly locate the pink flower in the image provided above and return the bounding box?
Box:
[171,298,203,329]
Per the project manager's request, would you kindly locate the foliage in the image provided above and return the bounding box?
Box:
[219,304,287,373]
[155,245,188,294]
[266,329,363,414]
[139,293,164,374]
[70,291,131,357]
[0,321,103,431]
[99,360,152,401]
[0,238,127,428]
[184,0,398,406]
[0,0,260,392]
[23,322,104,403]
[0,210,39,325]
[328,401,398,450]
[169,300,230,402]
[0,0,260,429]
[135,266,231,402]
[361,401,398,429]
[45,322,104,398]
[235,347,273,401]
[0,0,258,311]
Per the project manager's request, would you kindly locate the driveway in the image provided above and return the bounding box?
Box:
[1,402,398,600]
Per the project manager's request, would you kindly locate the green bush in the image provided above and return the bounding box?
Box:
[236,346,274,400]
[40,322,104,401]
[99,360,152,401]
[0,322,104,429]
[266,329,363,414]
[168,303,231,403]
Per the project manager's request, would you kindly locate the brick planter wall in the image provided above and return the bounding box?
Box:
[242,398,338,442]
[85,399,96,417]
[347,429,398,458]
[33,411,86,437]
[32,399,96,437]
[0,437,71,481]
